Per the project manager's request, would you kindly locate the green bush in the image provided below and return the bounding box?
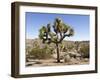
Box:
[29,47,52,59]
[79,45,89,58]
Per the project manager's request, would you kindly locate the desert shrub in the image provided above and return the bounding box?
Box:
[74,41,80,50]
[79,45,89,58]
[29,47,52,59]
[67,45,74,52]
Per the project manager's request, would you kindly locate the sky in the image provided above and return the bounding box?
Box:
[25,12,90,41]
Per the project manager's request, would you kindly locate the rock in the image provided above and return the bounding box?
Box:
[64,54,71,63]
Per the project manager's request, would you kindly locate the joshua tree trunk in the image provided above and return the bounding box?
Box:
[56,43,60,62]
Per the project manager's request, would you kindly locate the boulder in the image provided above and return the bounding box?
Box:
[64,54,71,63]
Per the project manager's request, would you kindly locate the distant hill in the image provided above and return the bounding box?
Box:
[26,38,89,52]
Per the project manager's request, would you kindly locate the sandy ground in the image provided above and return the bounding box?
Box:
[26,58,89,67]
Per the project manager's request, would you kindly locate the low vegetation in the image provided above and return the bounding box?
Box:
[79,45,89,58]
[26,40,89,59]
[28,47,53,59]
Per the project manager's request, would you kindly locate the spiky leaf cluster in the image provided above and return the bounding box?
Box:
[39,18,74,44]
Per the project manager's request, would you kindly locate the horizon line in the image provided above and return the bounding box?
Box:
[26,38,90,42]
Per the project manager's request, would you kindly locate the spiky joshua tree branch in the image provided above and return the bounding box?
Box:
[39,18,74,62]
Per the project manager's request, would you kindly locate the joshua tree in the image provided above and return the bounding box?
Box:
[39,18,74,62]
